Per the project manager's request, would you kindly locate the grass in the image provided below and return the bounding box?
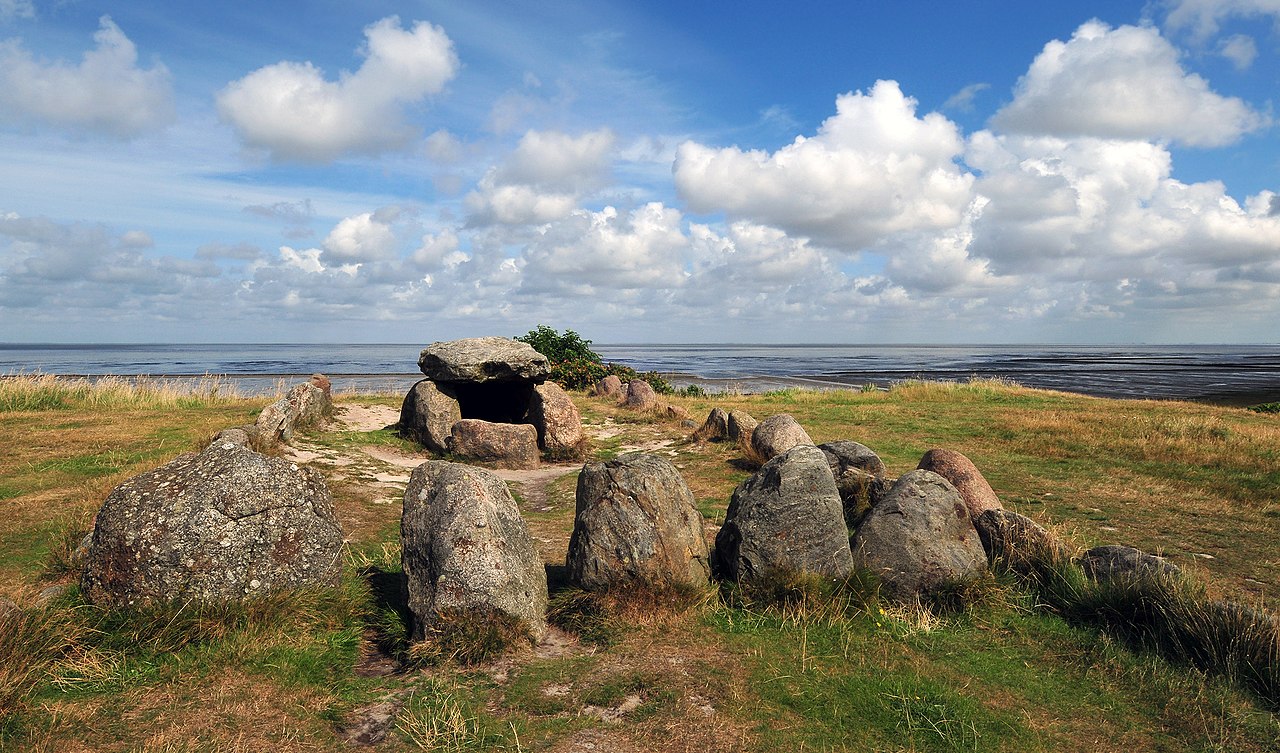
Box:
[1,378,1279,751]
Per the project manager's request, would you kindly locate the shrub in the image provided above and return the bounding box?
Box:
[515,325,601,365]
[1248,402,1280,414]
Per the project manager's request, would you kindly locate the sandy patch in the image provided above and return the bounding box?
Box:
[335,404,400,433]
[360,445,426,469]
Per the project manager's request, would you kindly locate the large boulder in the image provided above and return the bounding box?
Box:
[401,461,548,640]
[916,449,1002,518]
[567,453,710,591]
[254,379,331,444]
[418,337,549,384]
[448,419,539,470]
[712,445,853,585]
[527,382,585,459]
[1080,545,1180,582]
[820,441,890,530]
[591,375,624,399]
[399,379,462,454]
[851,470,987,601]
[81,441,343,607]
[750,414,813,463]
[623,379,658,410]
[972,509,1068,575]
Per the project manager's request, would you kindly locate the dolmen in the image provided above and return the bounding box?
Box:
[400,337,585,468]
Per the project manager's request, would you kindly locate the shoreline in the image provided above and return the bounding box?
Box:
[10,371,1278,407]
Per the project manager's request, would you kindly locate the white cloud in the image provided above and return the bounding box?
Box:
[0,0,34,21]
[673,80,973,251]
[0,16,174,137]
[217,16,458,162]
[1164,0,1280,41]
[1219,34,1259,69]
[321,212,399,264]
[993,21,1265,147]
[467,129,615,226]
[519,203,690,291]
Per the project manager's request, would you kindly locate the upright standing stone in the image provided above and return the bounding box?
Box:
[401,461,548,640]
[254,379,331,445]
[399,379,462,454]
[527,382,585,458]
[712,445,853,585]
[567,453,710,590]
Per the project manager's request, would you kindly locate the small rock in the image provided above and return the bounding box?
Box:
[692,407,729,441]
[623,380,658,410]
[916,449,1002,517]
[1080,545,1180,581]
[592,375,624,399]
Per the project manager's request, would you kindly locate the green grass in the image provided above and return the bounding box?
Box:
[3,381,1279,751]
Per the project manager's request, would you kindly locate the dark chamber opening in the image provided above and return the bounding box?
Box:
[451,382,535,424]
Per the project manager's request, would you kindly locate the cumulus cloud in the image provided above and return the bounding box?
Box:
[467,129,615,226]
[0,16,174,137]
[321,211,400,264]
[674,80,973,251]
[993,21,1265,147]
[1164,0,1280,41]
[518,203,690,295]
[217,16,458,162]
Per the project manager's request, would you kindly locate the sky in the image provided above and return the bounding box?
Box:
[1,0,1278,345]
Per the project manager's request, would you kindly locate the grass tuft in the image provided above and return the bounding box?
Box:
[408,608,532,666]
[0,373,245,412]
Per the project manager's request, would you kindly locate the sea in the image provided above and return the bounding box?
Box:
[1,343,1279,406]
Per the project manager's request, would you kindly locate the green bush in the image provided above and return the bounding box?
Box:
[1248,401,1280,414]
[517,325,675,393]
[515,325,601,365]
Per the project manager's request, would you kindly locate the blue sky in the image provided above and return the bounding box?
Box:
[1,0,1278,344]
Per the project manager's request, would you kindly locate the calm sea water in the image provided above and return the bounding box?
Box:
[2,343,1278,404]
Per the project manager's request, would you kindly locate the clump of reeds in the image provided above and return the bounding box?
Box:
[0,373,245,412]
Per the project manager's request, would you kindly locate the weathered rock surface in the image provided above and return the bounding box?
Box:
[623,380,658,410]
[1080,545,1180,581]
[399,379,462,454]
[916,449,1002,517]
[526,382,585,458]
[418,337,549,384]
[591,375,624,399]
[750,414,813,463]
[692,407,729,441]
[712,445,853,584]
[567,453,710,591]
[972,509,1067,574]
[851,469,987,601]
[819,441,890,528]
[81,441,343,607]
[401,461,548,640]
[448,419,539,469]
[727,411,758,455]
[254,380,330,445]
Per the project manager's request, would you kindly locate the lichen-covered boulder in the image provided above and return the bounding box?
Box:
[726,410,757,442]
[851,470,987,601]
[712,445,853,585]
[567,453,710,591]
[527,382,585,459]
[750,414,813,463]
[623,379,658,410]
[399,379,462,454]
[401,461,548,640]
[692,407,729,441]
[254,379,331,445]
[1080,545,1180,582]
[916,449,1002,518]
[448,419,539,469]
[418,337,549,384]
[81,441,343,607]
[972,509,1068,575]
